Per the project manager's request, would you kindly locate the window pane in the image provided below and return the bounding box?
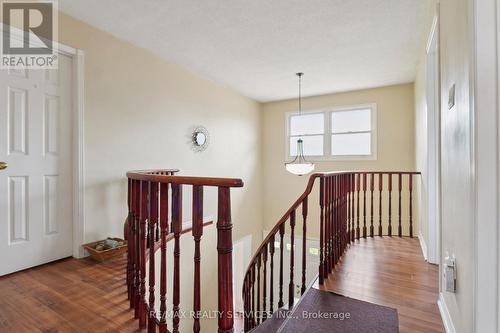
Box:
[331,108,371,133]
[290,135,323,156]
[331,133,371,155]
[290,113,324,135]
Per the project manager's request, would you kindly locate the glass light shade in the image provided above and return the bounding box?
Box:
[285,138,315,176]
[285,162,315,176]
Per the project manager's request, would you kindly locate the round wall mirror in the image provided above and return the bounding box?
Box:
[191,126,210,152]
[195,132,207,146]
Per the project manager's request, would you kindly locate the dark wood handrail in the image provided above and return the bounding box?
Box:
[242,170,420,332]
[243,170,420,275]
[127,170,244,187]
[125,169,241,333]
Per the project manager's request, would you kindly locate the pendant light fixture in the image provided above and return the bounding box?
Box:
[285,73,315,176]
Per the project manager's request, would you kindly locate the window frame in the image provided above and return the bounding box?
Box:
[285,103,377,161]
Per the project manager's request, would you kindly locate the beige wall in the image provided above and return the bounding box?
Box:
[56,13,263,246]
[261,84,416,235]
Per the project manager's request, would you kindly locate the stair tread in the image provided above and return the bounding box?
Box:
[249,308,289,333]
[277,288,399,333]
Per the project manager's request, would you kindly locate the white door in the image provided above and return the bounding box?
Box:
[0,54,74,276]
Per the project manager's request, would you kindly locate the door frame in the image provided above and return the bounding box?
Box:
[1,24,86,259]
[425,15,441,265]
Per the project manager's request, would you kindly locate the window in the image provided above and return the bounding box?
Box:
[289,112,324,156]
[286,104,376,160]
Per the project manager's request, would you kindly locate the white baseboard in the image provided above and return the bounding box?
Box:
[438,293,456,333]
[418,232,428,261]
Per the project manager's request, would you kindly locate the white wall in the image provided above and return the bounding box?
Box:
[438,0,475,331]
[472,0,499,331]
[415,1,500,332]
[414,1,437,262]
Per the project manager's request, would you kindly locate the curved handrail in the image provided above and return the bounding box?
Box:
[244,170,421,276]
[127,169,243,187]
[242,170,421,332]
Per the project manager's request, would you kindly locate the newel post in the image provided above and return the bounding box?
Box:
[217,187,234,333]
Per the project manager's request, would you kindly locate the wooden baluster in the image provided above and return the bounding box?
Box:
[351,174,355,242]
[243,280,248,332]
[269,235,275,312]
[363,173,367,238]
[356,174,360,240]
[251,266,255,329]
[333,176,337,268]
[155,221,159,242]
[159,183,169,333]
[128,179,136,308]
[148,182,158,333]
[343,176,346,251]
[319,177,325,284]
[324,177,330,275]
[335,175,345,253]
[347,175,351,245]
[337,175,347,254]
[126,179,132,299]
[345,175,349,248]
[289,210,296,308]
[329,177,334,272]
[409,174,414,238]
[134,180,141,317]
[146,217,150,250]
[341,176,344,255]
[246,278,251,331]
[333,176,337,269]
[192,185,204,333]
[398,173,402,237]
[388,174,393,236]
[341,175,346,252]
[262,244,268,322]
[301,198,308,295]
[370,173,374,237]
[378,174,383,236]
[216,186,234,333]
[139,181,148,329]
[256,255,261,325]
[171,184,182,333]
[278,223,285,307]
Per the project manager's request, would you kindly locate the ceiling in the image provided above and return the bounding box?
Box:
[59,0,429,102]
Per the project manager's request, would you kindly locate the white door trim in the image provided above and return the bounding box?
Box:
[472,0,500,331]
[425,14,441,266]
[72,49,85,259]
[1,24,86,259]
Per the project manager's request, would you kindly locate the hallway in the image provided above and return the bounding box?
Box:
[318,237,444,333]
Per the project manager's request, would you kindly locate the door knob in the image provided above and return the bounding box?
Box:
[0,162,7,170]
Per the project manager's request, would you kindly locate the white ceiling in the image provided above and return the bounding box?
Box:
[59,0,429,102]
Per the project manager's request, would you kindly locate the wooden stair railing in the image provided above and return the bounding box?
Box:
[125,169,243,333]
[242,171,420,332]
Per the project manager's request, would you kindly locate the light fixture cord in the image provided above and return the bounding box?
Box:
[298,73,302,116]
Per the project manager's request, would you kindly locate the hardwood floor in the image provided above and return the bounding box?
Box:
[317,236,445,333]
[0,256,139,333]
[0,237,443,332]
